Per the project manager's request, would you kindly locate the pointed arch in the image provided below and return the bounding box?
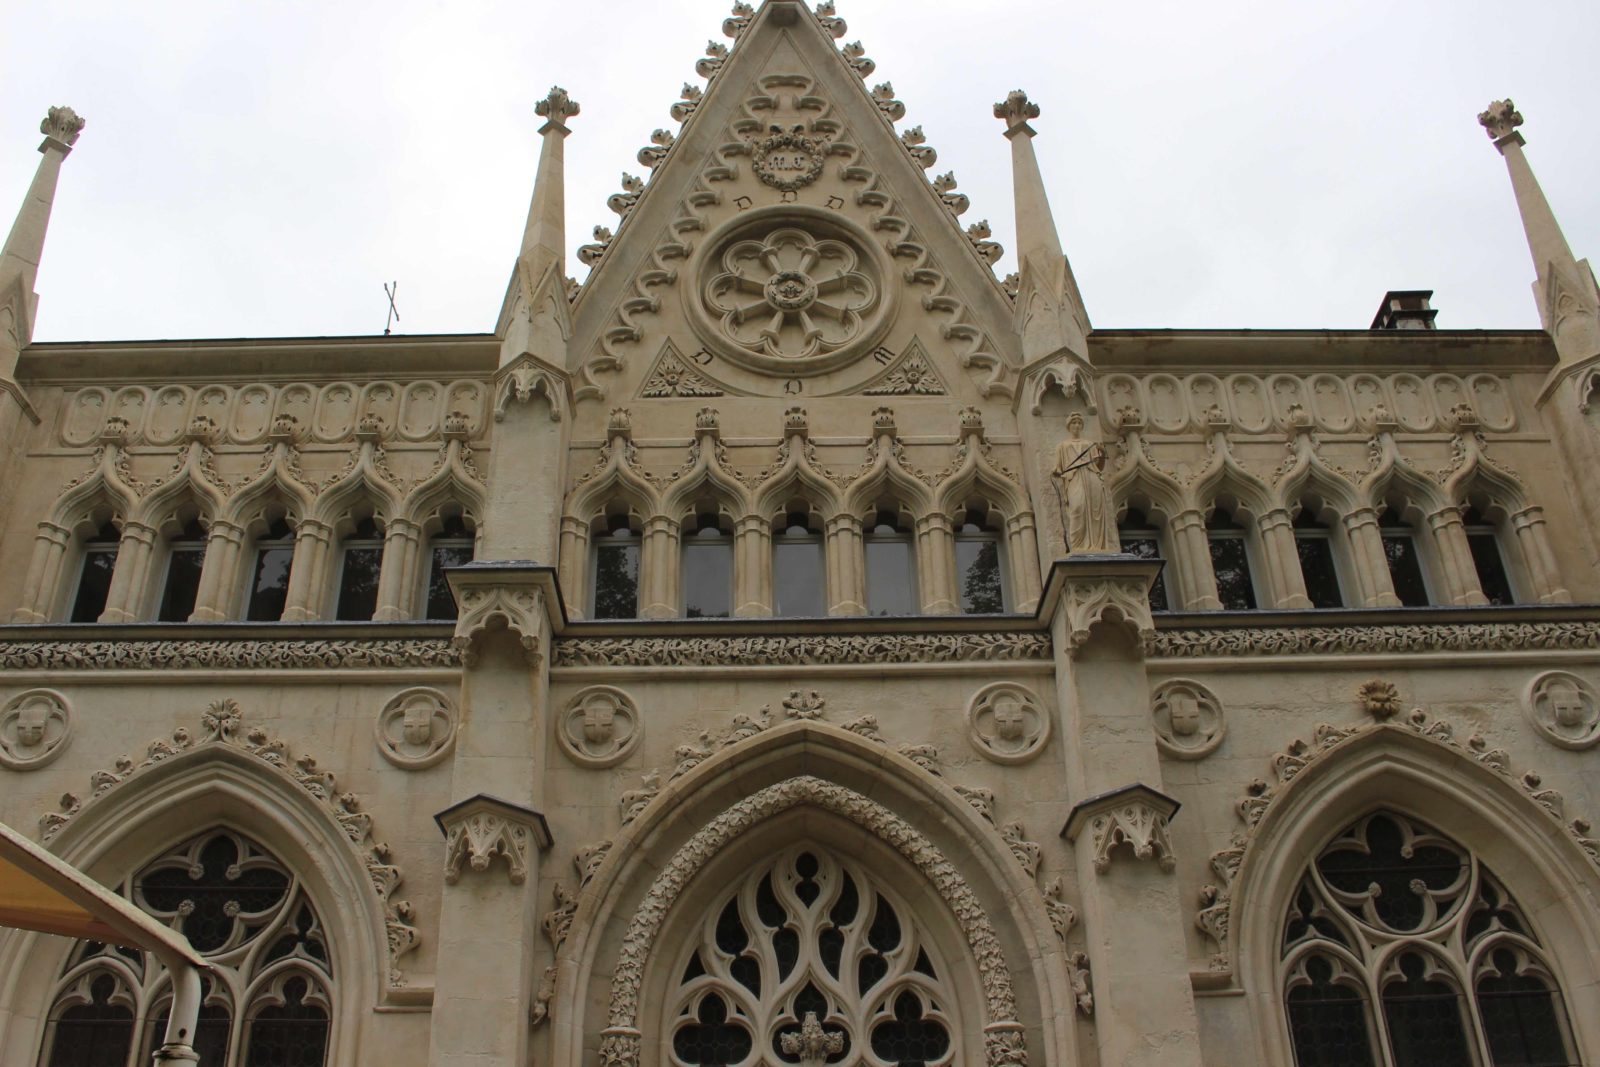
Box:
[1359,442,1447,518]
[0,744,404,1067]
[1189,441,1273,521]
[752,446,845,524]
[49,451,140,533]
[311,444,404,530]
[1227,724,1600,1066]
[660,443,755,523]
[1107,441,1185,522]
[565,449,662,527]
[1271,443,1360,517]
[401,442,488,533]
[222,446,316,532]
[554,721,1073,1067]
[842,450,935,519]
[129,447,228,532]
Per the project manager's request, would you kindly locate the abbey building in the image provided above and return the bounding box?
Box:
[2,3,1599,1065]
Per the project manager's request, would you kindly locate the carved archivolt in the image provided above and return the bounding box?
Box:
[0,688,72,769]
[599,776,1027,1067]
[37,698,420,989]
[1197,707,1600,974]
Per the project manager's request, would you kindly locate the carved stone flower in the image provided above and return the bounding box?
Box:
[705,227,877,361]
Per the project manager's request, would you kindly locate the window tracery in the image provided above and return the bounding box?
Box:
[667,845,957,1067]
[39,828,333,1067]
[1281,811,1579,1067]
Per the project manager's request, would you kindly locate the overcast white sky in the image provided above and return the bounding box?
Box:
[3,0,1597,341]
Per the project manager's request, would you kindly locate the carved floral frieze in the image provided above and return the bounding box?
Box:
[1152,621,1600,658]
[553,631,1051,668]
[0,639,463,671]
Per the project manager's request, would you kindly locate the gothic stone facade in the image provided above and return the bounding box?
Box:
[2,5,1600,1067]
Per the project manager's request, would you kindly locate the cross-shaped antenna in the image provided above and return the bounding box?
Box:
[383,281,400,335]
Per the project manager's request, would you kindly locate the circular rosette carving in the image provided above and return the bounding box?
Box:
[966,682,1049,765]
[375,687,456,769]
[1151,679,1225,759]
[692,208,894,376]
[1523,670,1600,750]
[558,685,642,768]
[0,689,71,770]
[751,128,826,192]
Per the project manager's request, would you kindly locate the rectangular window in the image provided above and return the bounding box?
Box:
[1381,533,1430,607]
[424,544,474,619]
[1208,534,1257,610]
[773,538,825,617]
[955,536,1006,614]
[1295,535,1344,609]
[592,542,640,619]
[335,545,384,621]
[157,546,207,622]
[1466,531,1515,606]
[70,546,118,623]
[865,536,916,615]
[682,538,732,618]
[246,545,294,621]
[1119,534,1170,611]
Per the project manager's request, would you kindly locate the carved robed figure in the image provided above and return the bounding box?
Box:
[1052,413,1117,552]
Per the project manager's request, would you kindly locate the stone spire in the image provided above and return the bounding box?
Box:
[994,90,1090,366]
[0,106,85,376]
[1479,99,1600,366]
[499,86,579,370]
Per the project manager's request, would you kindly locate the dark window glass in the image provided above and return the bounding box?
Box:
[672,992,751,1066]
[149,999,231,1067]
[1285,956,1378,1067]
[865,521,916,616]
[246,521,296,622]
[955,523,1006,614]
[869,989,950,1066]
[682,519,732,619]
[1476,948,1579,1067]
[773,518,825,617]
[423,516,474,620]
[157,520,208,623]
[1381,952,1474,1067]
[1119,510,1169,611]
[1463,512,1515,606]
[70,524,121,623]
[1381,527,1430,607]
[1207,514,1256,610]
[1294,514,1344,610]
[44,973,135,1067]
[241,976,329,1067]
[592,524,639,620]
[335,518,384,621]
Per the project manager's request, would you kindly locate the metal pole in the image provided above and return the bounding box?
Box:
[149,955,202,1065]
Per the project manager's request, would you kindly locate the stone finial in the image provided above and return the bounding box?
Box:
[994,90,1040,134]
[41,106,86,149]
[695,406,720,432]
[724,2,755,39]
[813,2,848,39]
[1478,99,1522,143]
[607,407,633,437]
[535,86,580,130]
[842,41,875,78]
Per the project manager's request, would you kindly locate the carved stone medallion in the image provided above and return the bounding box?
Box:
[1523,671,1600,750]
[751,126,825,192]
[558,685,642,768]
[1151,679,1226,760]
[375,687,456,769]
[0,689,71,769]
[966,682,1050,765]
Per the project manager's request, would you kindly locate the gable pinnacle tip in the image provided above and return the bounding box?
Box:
[994,90,1039,134]
[1478,99,1522,143]
[41,106,85,148]
[536,86,580,129]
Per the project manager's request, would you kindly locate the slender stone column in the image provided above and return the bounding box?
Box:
[99,520,157,622]
[1343,508,1400,607]
[1169,510,1218,610]
[639,515,678,619]
[1508,506,1570,604]
[1005,512,1043,612]
[825,514,865,616]
[1426,507,1487,606]
[734,514,769,617]
[12,521,71,622]
[374,518,421,620]
[281,518,332,622]
[1258,507,1310,609]
[1044,557,1204,1067]
[915,514,957,614]
[191,520,245,621]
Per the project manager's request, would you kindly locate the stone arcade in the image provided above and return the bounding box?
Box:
[2,4,1599,1067]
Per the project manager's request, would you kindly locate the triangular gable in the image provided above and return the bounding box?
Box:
[569,0,1020,403]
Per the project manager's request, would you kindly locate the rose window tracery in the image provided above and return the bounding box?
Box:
[666,845,957,1067]
[704,226,879,366]
[1280,811,1580,1067]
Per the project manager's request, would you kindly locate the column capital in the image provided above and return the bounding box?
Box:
[447,561,567,665]
[435,793,552,886]
[1038,556,1160,654]
[1062,783,1180,874]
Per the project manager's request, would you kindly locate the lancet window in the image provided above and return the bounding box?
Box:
[772,510,826,618]
[1461,509,1515,606]
[682,513,734,619]
[953,505,1006,615]
[1292,509,1345,610]
[156,519,208,623]
[666,845,958,1067]
[333,517,384,621]
[864,506,917,617]
[590,516,641,620]
[421,513,474,620]
[245,520,296,622]
[1117,507,1170,611]
[69,523,120,624]
[1377,510,1431,607]
[1206,510,1257,611]
[38,829,333,1067]
[1281,811,1579,1067]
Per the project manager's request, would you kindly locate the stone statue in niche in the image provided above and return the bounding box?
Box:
[0,689,72,769]
[1052,412,1117,552]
